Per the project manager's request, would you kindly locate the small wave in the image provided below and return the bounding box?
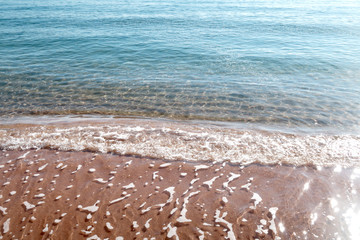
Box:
[0,118,359,167]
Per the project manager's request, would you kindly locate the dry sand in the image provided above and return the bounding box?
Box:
[0,149,359,239]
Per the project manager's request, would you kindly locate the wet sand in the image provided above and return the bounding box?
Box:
[0,149,359,239]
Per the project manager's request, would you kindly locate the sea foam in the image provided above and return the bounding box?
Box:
[0,118,359,167]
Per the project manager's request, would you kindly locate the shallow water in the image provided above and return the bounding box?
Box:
[1,0,360,130]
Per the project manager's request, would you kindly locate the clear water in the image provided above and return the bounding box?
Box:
[1,0,360,130]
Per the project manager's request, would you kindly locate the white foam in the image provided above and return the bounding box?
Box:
[1,119,360,167]
[109,194,131,205]
[256,223,268,234]
[250,193,262,209]
[139,202,146,209]
[81,229,93,236]
[93,178,108,184]
[190,178,200,185]
[269,207,278,235]
[202,176,220,189]
[195,165,210,171]
[54,219,61,224]
[123,183,135,190]
[223,172,241,193]
[156,187,175,211]
[23,201,36,211]
[3,218,10,233]
[38,163,48,172]
[197,227,205,240]
[214,210,236,240]
[80,200,100,213]
[42,224,49,233]
[165,223,179,240]
[87,235,101,240]
[241,182,252,191]
[279,222,285,233]
[34,193,45,198]
[132,221,139,228]
[55,163,63,169]
[17,151,30,159]
[145,218,152,229]
[0,206,7,215]
[152,171,159,181]
[177,191,200,223]
[105,222,113,231]
[142,206,152,214]
[159,163,171,168]
[72,165,82,174]
[170,207,178,216]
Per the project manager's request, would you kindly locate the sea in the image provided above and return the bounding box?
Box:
[1,0,360,166]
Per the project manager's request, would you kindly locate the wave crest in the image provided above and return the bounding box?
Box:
[1,119,359,166]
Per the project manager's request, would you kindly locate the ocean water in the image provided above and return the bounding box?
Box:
[1,0,360,129]
[1,0,360,166]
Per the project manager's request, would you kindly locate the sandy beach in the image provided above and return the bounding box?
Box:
[2,0,360,238]
[1,149,359,239]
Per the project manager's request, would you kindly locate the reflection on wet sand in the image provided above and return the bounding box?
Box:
[1,149,359,239]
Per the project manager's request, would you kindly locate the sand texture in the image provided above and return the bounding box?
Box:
[0,149,359,239]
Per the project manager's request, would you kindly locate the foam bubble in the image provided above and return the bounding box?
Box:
[1,118,360,167]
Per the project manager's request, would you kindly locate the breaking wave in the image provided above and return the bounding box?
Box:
[1,117,359,167]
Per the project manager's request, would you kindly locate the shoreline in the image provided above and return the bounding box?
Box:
[1,117,359,167]
[1,149,359,239]
[1,114,359,135]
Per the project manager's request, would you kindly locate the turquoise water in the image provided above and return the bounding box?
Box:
[1,0,360,130]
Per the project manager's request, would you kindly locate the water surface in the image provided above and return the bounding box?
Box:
[1,0,360,131]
